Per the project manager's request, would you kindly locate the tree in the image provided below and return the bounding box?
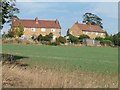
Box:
[68,34,79,44]
[83,12,103,28]
[57,36,66,44]
[44,33,53,42]
[111,32,120,46]
[95,37,104,42]
[79,34,90,43]
[1,0,19,29]
[8,23,24,38]
[37,34,43,42]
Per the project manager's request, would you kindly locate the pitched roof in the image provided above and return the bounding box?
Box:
[12,17,61,29]
[77,23,105,33]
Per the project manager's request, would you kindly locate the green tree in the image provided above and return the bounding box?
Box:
[112,32,120,46]
[83,12,103,28]
[8,23,24,38]
[57,36,66,44]
[43,33,53,42]
[37,34,43,42]
[1,0,19,29]
[79,34,90,43]
[68,34,79,44]
[95,37,104,42]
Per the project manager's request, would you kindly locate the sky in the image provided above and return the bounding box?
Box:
[2,1,118,36]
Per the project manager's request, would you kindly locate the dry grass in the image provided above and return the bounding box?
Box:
[2,63,118,88]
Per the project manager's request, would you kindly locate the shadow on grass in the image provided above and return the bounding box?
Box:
[1,53,29,66]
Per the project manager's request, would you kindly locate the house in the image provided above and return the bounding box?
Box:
[68,21,106,39]
[11,17,61,40]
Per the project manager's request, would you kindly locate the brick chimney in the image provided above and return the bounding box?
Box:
[75,21,79,24]
[55,19,59,24]
[88,22,92,25]
[35,17,38,24]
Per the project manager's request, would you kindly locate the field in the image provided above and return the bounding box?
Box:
[2,44,118,88]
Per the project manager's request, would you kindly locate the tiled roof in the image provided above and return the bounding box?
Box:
[77,23,105,33]
[12,17,61,29]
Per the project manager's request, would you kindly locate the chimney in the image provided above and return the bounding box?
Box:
[35,17,38,24]
[88,22,92,25]
[13,17,18,22]
[55,19,59,24]
[75,21,78,24]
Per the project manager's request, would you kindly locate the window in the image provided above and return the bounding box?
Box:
[51,28,56,32]
[96,32,98,35]
[41,28,46,32]
[83,32,85,34]
[86,32,88,34]
[31,28,36,32]
[101,33,103,36]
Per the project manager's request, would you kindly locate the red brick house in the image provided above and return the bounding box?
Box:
[68,22,106,39]
[11,17,61,40]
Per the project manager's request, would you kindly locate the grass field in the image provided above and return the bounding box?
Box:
[2,44,118,88]
[2,44,118,73]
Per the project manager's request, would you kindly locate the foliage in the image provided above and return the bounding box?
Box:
[44,33,53,42]
[37,33,53,42]
[95,37,104,42]
[78,34,90,43]
[37,34,43,42]
[101,40,112,46]
[49,41,60,46]
[111,32,120,46]
[68,34,79,44]
[7,23,24,38]
[1,0,19,29]
[56,36,66,44]
[83,12,103,28]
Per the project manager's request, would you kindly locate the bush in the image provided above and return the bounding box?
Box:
[57,36,66,44]
[49,41,60,46]
[101,40,112,46]
[68,34,79,44]
[95,37,104,42]
[79,34,90,43]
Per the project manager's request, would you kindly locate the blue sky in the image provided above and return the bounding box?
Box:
[3,2,118,36]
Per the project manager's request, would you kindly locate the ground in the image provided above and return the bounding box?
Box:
[2,44,118,88]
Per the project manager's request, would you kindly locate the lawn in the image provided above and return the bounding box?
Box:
[2,44,118,74]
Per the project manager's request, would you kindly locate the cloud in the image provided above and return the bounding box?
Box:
[91,3,118,19]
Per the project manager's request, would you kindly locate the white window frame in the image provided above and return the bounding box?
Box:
[31,28,36,32]
[86,32,88,34]
[96,32,98,35]
[101,33,103,36]
[51,28,56,32]
[41,28,46,32]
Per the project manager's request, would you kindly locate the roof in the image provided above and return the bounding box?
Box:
[12,17,61,29]
[77,23,105,33]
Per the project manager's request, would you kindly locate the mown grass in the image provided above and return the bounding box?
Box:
[2,44,118,74]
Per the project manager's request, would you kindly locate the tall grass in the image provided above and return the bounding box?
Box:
[2,64,118,88]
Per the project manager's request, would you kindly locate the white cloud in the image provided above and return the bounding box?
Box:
[91,3,118,19]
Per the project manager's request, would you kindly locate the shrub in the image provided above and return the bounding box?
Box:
[101,40,112,46]
[95,37,104,42]
[68,34,79,44]
[57,36,66,44]
[79,34,90,43]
